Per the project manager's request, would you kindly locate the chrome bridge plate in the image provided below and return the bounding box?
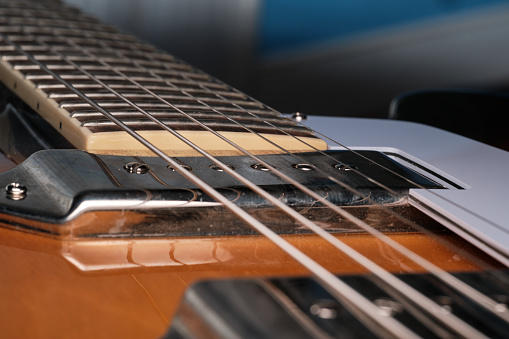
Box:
[0,149,442,236]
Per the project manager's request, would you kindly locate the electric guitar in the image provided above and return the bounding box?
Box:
[1,1,508,338]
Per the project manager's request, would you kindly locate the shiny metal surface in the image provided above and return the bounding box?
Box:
[0,149,439,228]
[167,271,509,338]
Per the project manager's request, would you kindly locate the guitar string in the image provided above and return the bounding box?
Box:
[60,3,506,281]
[0,25,422,339]
[0,3,504,338]
[0,3,484,332]
[0,27,458,339]
[2,5,504,334]
[7,2,508,336]
[13,20,502,336]
[43,14,509,321]
[95,24,509,283]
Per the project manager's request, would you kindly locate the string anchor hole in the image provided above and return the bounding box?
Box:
[251,164,270,172]
[310,300,340,319]
[167,164,192,172]
[124,162,150,174]
[209,164,234,172]
[374,298,404,317]
[333,163,358,171]
[293,163,315,171]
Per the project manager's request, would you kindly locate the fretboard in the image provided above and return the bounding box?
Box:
[0,0,326,156]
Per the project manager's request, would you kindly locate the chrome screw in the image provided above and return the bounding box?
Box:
[5,183,27,200]
[124,162,150,174]
[291,112,307,122]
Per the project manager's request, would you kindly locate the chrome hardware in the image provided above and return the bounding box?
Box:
[209,164,234,172]
[333,163,358,171]
[374,298,404,317]
[292,163,316,171]
[291,112,307,122]
[124,162,150,174]
[310,300,340,319]
[0,149,440,230]
[251,163,270,171]
[167,164,192,172]
[5,182,27,200]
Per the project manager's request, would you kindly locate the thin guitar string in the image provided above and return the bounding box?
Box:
[0,22,481,339]
[0,25,421,339]
[15,22,500,337]
[6,2,508,336]
[46,17,509,321]
[0,5,488,334]
[2,38,420,339]
[76,9,509,278]
[103,26,509,279]
[0,3,500,338]
[6,6,504,334]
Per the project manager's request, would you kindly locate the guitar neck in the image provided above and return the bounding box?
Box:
[0,1,326,156]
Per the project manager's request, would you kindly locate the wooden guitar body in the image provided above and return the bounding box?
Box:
[0,1,508,338]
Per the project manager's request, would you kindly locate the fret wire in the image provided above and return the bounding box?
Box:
[31,23,502,335]
[0,22,423,339]
[37,12,509,326]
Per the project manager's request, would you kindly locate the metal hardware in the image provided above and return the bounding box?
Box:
[168,271,509,338]
[167,164,192,172]
[209,164,234,172]
[251,163,270,171]
[333,163,358,171]
[374,298,404,317]
[310,300,340,319]
[124,162,150,174]
[5,182,27,200]
[291,112,307,122]
[0,149,441,228]
[292,163,316,171]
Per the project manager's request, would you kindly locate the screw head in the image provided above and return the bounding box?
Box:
[124,162,150,174]
[5,183,27,200]
[291,112,307,122]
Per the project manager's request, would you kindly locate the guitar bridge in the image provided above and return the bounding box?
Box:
[0,149,441,238]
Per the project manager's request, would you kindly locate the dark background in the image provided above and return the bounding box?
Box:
[63,0,509,147]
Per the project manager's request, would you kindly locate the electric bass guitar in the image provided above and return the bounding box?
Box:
[1,1,508,338]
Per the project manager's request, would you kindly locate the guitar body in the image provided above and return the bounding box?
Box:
[0,116,506,338]
[0,1,508,338]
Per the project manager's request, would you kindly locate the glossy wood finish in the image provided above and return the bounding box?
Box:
[0,222,501,339]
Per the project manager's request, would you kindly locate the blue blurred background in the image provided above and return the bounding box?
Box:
[64,0,509,118]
